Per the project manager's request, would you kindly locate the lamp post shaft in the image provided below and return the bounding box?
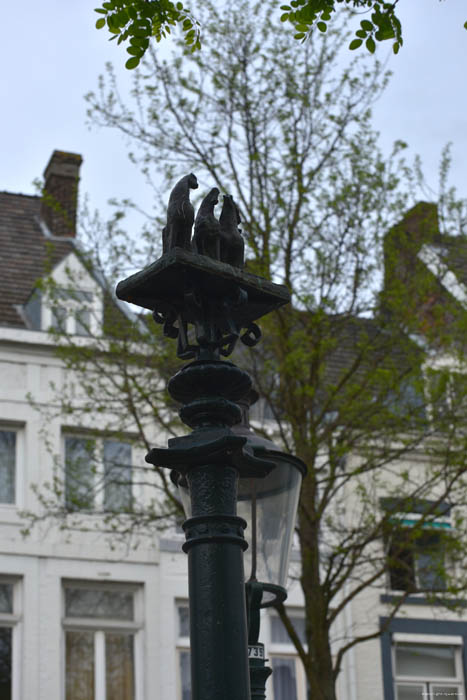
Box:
[184,463,250,699]
[249,654,272,700]
[147,359,262,700]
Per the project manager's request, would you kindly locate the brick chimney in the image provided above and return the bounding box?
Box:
[40,150,83,237]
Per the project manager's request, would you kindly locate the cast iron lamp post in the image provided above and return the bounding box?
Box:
[116,175,306,700]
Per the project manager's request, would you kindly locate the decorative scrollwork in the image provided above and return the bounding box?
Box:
[241,323,262,348]
[152,300,179,339]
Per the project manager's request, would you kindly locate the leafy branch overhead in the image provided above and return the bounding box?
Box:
[280,0,403,54]
[95,0,201,69]
[95,0,467,67]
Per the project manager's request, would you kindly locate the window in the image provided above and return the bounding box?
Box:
[25,285,100,336]
[268,612,307,700]
[49,288,94,337]
[393,640,464,699]
[174,604,308,700]
[0,430,16,505]
[427,369,467,424]
[0,579,20,700]
[176,603,191,700]
[24,289,42,330]
[64,436,132,512]
[387,530,446,592]
[383,499,451,593]
[63,582,141,700]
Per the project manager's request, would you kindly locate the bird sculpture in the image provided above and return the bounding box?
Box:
[162,173,198,253]
[219,194,244,268]
[192,187,221,260]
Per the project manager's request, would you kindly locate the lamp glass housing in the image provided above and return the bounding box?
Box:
[175,447,305,606]
[237,450,303,602]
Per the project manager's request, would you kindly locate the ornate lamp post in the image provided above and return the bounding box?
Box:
[116,176,305,700]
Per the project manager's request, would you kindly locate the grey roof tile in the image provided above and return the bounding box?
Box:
[0,191,74,328]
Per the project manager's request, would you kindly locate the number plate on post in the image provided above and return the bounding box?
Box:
[248,645,265,659]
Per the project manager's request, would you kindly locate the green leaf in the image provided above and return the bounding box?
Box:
[280,13,289,22]
[125,56,140,69]
[116,9,129,26]
[96,18,106,29]
[317,22,326,33]
[280,4,291,9]
[393,41,400,54]
[94,8,107,15]
[176,1,184,9]
[294,32,305,40]
[366,36,376,54]
[295,24,309,32]
[360,20,373,32]
[464,20,467,30]
[356,29,367,39]
[349,39,363,50]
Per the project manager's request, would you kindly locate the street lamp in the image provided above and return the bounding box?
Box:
[116,176,305,700]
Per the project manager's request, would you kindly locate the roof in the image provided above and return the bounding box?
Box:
[0,191,74,328]
[0,190,141,336]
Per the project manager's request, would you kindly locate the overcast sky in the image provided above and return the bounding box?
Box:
[1,1,466,233]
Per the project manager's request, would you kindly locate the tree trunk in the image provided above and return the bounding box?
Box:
[299,466,337,700]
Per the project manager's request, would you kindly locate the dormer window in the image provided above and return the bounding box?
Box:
[24,286,98,336]
[49,288,94,337]
[23,289,42,330]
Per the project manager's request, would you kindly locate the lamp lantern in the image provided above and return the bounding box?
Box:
[174,391,306,607]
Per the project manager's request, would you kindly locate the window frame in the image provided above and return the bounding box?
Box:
[0,577,22,700]
[383,501,452,594]
[175,601,191,700]
[380,617,467,700]
[0,424,24,509]
[267,609,308,700]
[386,526,449,593]
[172,603,309,700]
[62,580,143,700]
[391,638,464,699]
[43,286,99,337]
[62,433,134,514]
